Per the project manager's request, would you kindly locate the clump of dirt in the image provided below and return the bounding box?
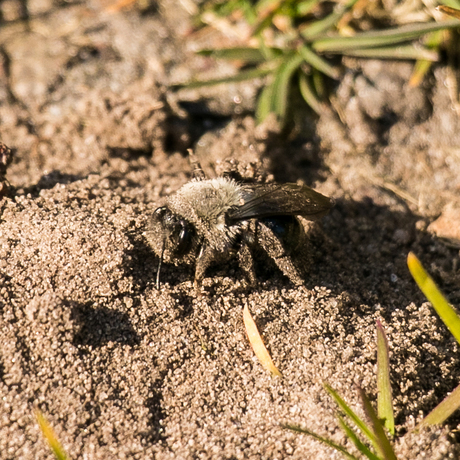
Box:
[0,1,460,459]
[0,142,13,198]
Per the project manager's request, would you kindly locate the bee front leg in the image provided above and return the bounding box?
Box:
[193,244,215,294]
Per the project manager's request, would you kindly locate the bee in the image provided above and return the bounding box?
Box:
[146,154,334,292]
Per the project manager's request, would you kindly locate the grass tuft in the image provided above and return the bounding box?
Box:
[180,0,460,125]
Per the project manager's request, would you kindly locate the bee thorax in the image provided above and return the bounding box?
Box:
[167,177,244,251]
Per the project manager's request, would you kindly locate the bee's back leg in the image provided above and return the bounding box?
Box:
[237,243,257,286]
[257,223,306,286]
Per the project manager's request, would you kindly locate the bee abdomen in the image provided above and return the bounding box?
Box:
[260,215,304,254]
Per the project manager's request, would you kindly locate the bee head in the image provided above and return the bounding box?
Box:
[151,206,196,288]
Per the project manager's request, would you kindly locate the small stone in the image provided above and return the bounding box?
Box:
[428,202,460,245]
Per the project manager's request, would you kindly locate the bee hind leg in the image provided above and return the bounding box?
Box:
[237,243,257,287]
[257,223,306,286]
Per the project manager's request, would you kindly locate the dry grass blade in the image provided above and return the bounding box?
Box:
[105,0,137,12]
[365,174,418,207]
[243,304,282,377]
[438,5,460,20]
[35,409,69,460]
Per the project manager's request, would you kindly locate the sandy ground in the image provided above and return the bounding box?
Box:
[1,1,460,459]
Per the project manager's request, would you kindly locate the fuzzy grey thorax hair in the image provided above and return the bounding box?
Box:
[166,177,244,251]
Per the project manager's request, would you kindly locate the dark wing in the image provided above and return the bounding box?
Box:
[227,183,334,223]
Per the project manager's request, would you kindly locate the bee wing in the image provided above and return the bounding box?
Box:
[228,183,334,222]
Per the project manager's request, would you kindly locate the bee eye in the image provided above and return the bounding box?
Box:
[175,223,194,256]
[153,206,167,220]
[153,206,195,256]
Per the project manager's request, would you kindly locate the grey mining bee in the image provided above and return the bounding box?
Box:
[146,154,334,291]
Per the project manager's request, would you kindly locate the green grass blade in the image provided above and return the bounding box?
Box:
[256,77,276,122]
[224,0,257,24]
[313,20,460,52]
[197,47,269,62]
[298,72,323,114]
[301,0,360,40]
[297,0,322,16]
[409,58,434,87]
[298,44,340,79]
[207,0,256,20]
[376,320,395,437]
[36,410,69,460]
[255,0,282,14]
[337,415,382,460]
[312,68,326,99]
[256,35,281,61]
[359,389,398,460]
[443,0,460,9]
[325,384,377,444]
[339,45,438,61]
[173,66,274,90]
[283,424,361,460]
[418,382,460,427]
[407,252,460,345]
[252,10,278,36]
[409,30,444,86]
[269,53,304,120]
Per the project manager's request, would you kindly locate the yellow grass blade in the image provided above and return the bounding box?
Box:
[35,409,69,460]
[243,304,282,377]
[407,252,460,345]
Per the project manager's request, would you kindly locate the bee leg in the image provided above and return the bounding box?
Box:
[257,223,305,286]
[193,244,215,294]
[237,243,257,286]
[188,150,206,180]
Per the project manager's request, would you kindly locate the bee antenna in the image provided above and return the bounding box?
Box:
[188,149,206,180]
[156,238,165,290]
